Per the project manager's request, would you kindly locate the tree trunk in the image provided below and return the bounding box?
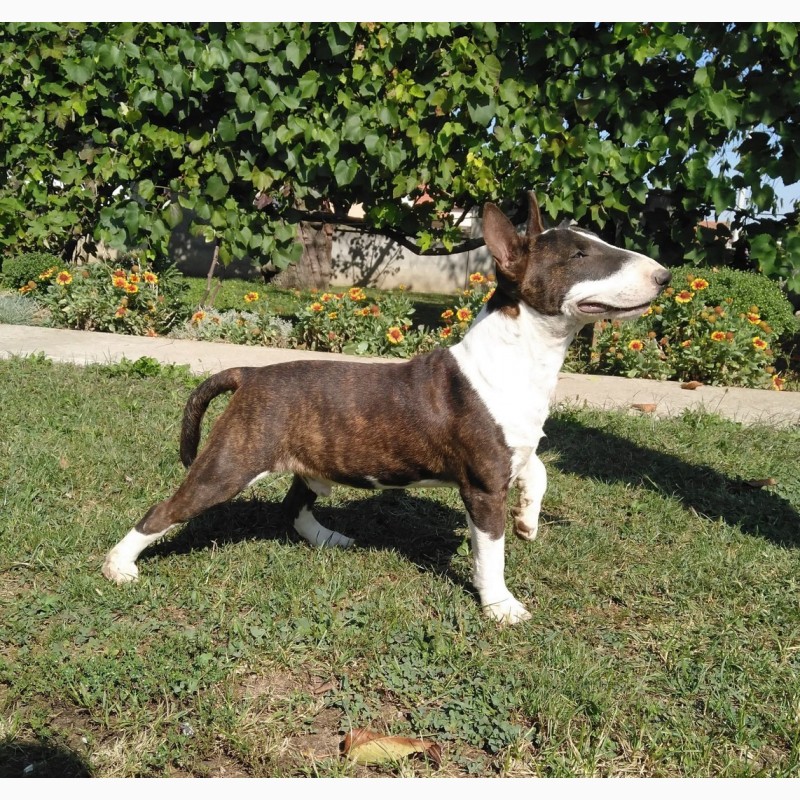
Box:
[269,220,333,289]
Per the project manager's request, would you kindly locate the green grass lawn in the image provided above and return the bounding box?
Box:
[1,355,799,777]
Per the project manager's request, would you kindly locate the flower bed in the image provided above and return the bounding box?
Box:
[2,254,796,390]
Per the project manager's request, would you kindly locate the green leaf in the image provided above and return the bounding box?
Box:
[205,175,228,201]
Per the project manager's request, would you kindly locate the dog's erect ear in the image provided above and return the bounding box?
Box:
[526,192,544,238]
[483,202,523,278]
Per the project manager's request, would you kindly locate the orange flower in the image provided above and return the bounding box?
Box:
[55,270,73,286]
[125,282,139,294]
[38,268,55,280]
[143,271,158,284]
[469,272,486,284]
[328,312,338,320]
[441,309,454,320]
[320,293,334,302]
[112,275,127,288]
[191,310,206,324]
[628,339,644,351]
[641,307,653,317]
[309,302,324,312]
[675,290,694,304]
[18,283,35,295]
[483,287,495,303]
[752,336,768,350]
[370,304,381,317]
[114,307,127,318]
[244,291,259,303]
[680,339,692,348]
[440,326,453,338]
[386,326,404,344]
[690,277,709,291]
[772,374,785,391]
[348,287,366,301]
[746,312,761,324]
[456,307,472,323]
[113,269,127,279]
[710,331,727,342]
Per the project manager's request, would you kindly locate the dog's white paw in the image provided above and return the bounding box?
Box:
[317,530,354,549]
[102,552,139,584]
[482,596,531,625]
[514,518,538,541]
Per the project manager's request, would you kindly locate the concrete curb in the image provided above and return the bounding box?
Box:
[3,323,799,428]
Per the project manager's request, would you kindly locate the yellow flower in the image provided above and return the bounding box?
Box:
[114,306,127,318]
[112,275,127,288]
[469,272,486,284]
[641,307,653,317]
[191,310,206,324]
[746,312,761,324]
[244,291,259,303]
[128,273,140,284]
[441,309,454,320]
[55,270,73,286]
[772,374,785,391]
[309,302,324,312]
[680,339,692,347]
[125,282,139,294]
[18,283,34,295]
[440,326,453,338]
[752,336,768,350]
[386,326,404,344]
[328,312,338,320]
[675,290,694,304]
[456,307,472,323]
[320,293,334,302]
[710,331,727,342]
[628,339,644,351]
[143,271,158,285]
[690,277,709,291]
[38,268,55,280]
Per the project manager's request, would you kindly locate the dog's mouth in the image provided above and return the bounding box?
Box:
[576,301,652,318]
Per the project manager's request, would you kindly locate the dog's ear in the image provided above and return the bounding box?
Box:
[526,192,544,238]
[483,202,523,278]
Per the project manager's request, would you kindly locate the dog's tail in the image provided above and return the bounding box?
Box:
[180,368,244,467]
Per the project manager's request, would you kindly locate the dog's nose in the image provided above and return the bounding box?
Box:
[654,268,672,287]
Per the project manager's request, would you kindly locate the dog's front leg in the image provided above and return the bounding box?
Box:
[513,453,547,542]
[463,489,531,625]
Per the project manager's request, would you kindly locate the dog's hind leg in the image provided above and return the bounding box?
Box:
[462,487,531,625]
[282,475,354,548]
[513,454,547,541]
[102,451,267,584]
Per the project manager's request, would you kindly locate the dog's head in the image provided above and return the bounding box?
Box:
[482,193,671,322]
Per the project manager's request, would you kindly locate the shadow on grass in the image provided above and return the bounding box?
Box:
[541,416,800,548]
[143,490,469,588]
[0,738,91,778]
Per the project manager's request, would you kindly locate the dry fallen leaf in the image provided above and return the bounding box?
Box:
[342,728,442,767]
[311,677,339,695]
[681,381,703,390]
[745,478,777,488]
[631,403,657,413]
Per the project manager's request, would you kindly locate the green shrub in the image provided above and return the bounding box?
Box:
[294,286,433,358]
[171,302,294,348]
[671,266,798,338]
[1,252,67,291]
[37,261,189,335]
[589,273,785,389]
[0,292,47,325]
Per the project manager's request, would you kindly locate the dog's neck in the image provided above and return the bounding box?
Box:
[450,303,581,458]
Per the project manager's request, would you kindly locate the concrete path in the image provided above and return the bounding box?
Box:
[2,323,799,428]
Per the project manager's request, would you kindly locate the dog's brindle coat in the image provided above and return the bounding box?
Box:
[103,194,671,623]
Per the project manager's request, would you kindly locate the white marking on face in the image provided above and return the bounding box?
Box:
[562,256,665,321]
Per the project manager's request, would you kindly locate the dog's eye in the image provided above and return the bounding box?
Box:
[570,250,587,260]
